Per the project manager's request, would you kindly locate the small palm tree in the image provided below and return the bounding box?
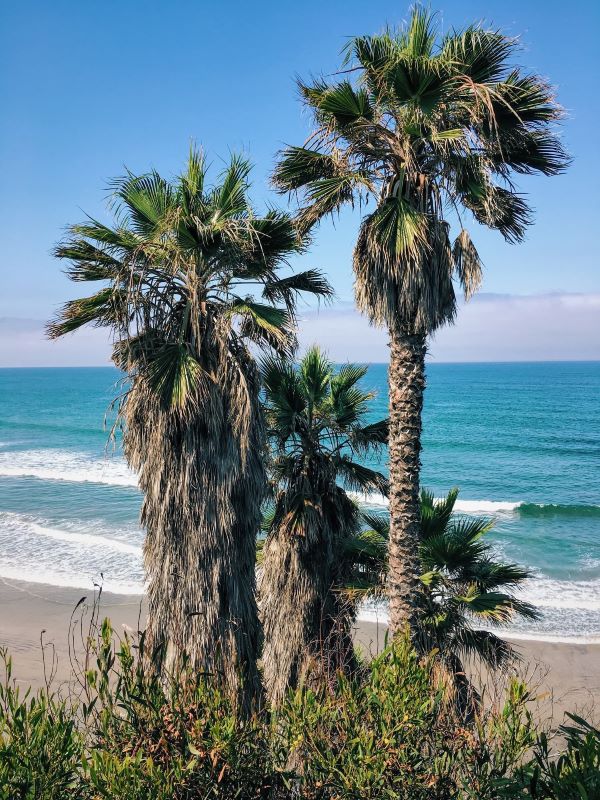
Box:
[273,9,568,636]
[259,347,388,704]
[346,489,538,707]
[48,149,331,708]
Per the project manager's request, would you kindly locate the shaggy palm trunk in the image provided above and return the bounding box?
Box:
[387,324,426,638]
[124,360,264,713]
[260,503,356,706]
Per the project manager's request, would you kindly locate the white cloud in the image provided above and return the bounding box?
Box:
[1,292,599,366]
[297,293,600,363]
[0,319,112,367]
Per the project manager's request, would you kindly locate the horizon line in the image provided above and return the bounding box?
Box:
[1,359,599,370]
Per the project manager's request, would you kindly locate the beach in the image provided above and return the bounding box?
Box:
[1,576,598,726]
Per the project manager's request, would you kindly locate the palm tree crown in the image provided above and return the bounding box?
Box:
[347,489,538,671]
[273,8,569,332]
[259,347,388,703]
[50,148,331,408]
[262,346,389,514]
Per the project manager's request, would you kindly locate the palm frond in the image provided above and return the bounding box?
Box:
[47,288,126,338]
[272,146,341,192]
[336,455,388,495]
[262,269,333,307]
[453,229,482,299]
[441,26,516,84]
[450,627,517,670]
[143,342,206,411]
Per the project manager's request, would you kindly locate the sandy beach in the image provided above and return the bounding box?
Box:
[1,576,598,726]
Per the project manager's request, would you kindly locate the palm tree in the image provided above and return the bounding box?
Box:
[48,149,331,709]
[345,489,538,709]
[258,347,387,704]
[273,9,568,636]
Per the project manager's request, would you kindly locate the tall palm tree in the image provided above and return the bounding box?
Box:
[345,489,538,708]
[48,149,331,709]
[258,347,387,704]
[273,9,568,636]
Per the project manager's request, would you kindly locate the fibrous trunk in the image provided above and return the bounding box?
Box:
[260,494,357,706]
[124,355,264,712]
[387,325,426,637]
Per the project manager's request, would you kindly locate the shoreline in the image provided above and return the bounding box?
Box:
[1,574,598,647]
[1,577,599,724]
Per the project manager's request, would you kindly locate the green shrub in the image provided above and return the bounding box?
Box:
[518,713,600,799]
[1,626,598,800]
[277,637,537,799]
[0,650,83,800]
[80,620,283,799]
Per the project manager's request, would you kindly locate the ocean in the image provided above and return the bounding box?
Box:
[0,363,598,642]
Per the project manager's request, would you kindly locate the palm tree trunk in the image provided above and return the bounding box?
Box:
[387,324,426,638]
[126,367,264,713]
[260,514,356,706]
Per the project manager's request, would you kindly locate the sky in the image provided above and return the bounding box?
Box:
[1,0,598,365]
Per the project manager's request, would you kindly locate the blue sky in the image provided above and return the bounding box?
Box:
[1,0,598,364]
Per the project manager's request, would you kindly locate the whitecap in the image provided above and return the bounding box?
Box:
[0,449,138,488]
[349,491,522,515]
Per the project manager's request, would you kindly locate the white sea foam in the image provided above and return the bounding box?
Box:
[27,521,142,555]
[0,511,144,595]
[0,563,144,596]
[349,491,522,515]
[516,576,600,611]
[0,449,138,488]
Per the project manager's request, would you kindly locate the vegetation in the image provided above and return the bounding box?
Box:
[48,150,330,708]
[2,634,598,800]
[347,489,539,711]
[259,347,387,704]
[273,7,569,637]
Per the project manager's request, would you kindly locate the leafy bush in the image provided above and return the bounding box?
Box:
[515,713,600,799]
[276,636,538,799]
[80,620,283,799]
[0,650,83,800]
[0,627,598,799]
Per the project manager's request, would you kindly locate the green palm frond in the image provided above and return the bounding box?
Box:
[180,145,206,200]
[347,488,538,672]
[275,8,567,334]
[144,343,206,410]
[299,346,332,408]
[69,219,141,252]
[50,149,331,413]
[359,510,390,537]
[111,171,175,238]
[309,80,375,126]
[262,269,334,308]
[441,27,515,83]
[213,153,252,219]
[228,299,291,339]
[451,627,517,671]
[420,487,459,539]
[272,147,341,192]
[47,288,127,337]
[336,456,389,496]
[246,209,306,268]
[348,418,390,452]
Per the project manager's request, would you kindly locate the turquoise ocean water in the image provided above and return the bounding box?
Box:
[0,363,598,641]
